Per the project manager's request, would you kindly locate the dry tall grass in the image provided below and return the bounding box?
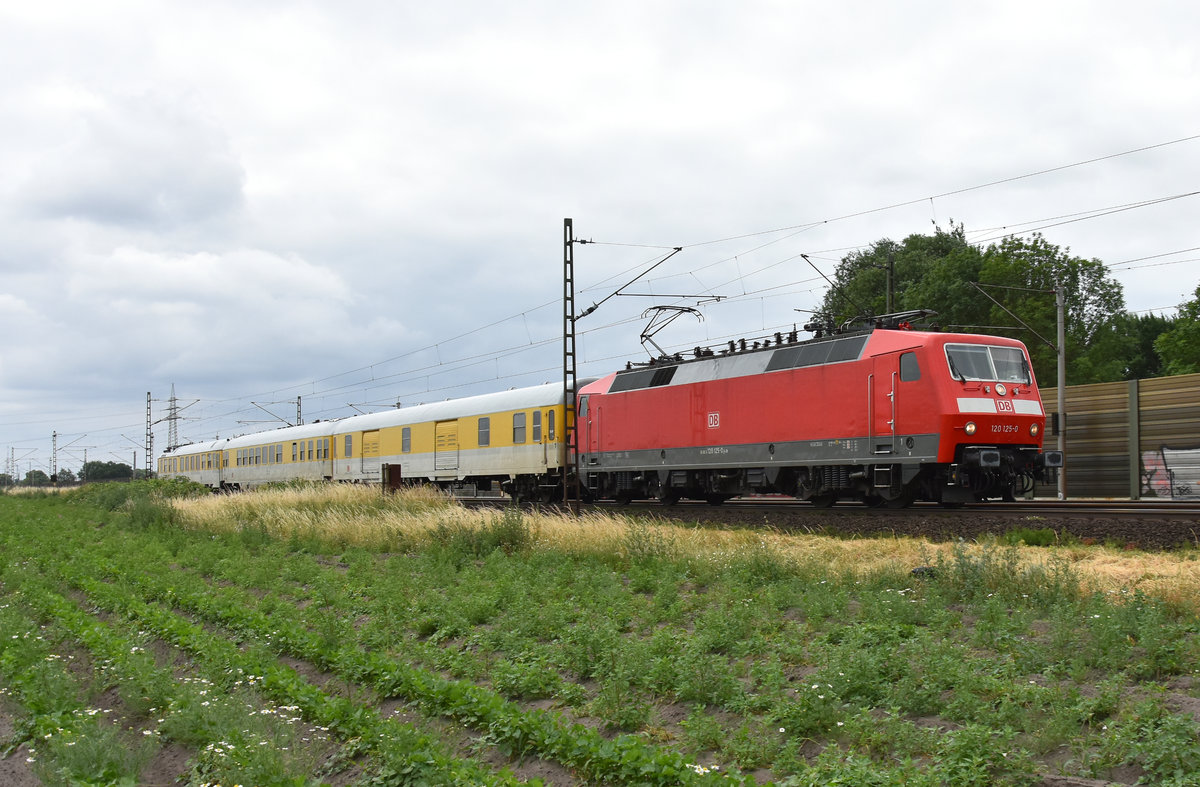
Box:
[170,485,1200,607]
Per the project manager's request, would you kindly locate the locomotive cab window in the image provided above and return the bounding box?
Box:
[899,352,920,382]
[945,344,1032,384]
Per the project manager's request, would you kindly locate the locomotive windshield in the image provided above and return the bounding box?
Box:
[945,344,1031,384]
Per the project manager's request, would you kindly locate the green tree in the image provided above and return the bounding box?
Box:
[1154,284,1200,375]
[817,223,988,326]
[22,469,50,486]
[56,468,78,485]
[0,473,14,487]
[80,461,134,482]
[1116,311,1174,380]
[977,234,1127,386]
[818,227,1132,386]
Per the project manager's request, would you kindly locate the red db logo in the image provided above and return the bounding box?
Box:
[707,412,720,428]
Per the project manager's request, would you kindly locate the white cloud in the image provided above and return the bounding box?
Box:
[21,92,245,229]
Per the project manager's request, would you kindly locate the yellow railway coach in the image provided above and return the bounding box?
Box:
[159,382,571,500]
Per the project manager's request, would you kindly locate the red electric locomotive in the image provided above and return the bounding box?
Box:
[576,311,1062,506]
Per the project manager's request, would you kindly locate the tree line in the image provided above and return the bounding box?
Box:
[0,461,147,488]
[815,224,1199,387]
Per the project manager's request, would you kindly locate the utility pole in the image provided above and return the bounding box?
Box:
[146,392,154,476]
[562,218,579,512]
[1055,285,1066,500]
[166,385,179,452]
[886,250,895,314]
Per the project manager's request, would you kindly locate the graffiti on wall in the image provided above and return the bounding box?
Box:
[1141,446,1200,500]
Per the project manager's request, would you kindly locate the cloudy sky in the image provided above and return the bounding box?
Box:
[1,1,1197,476]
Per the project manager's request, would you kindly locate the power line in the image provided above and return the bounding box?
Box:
[675,134,1200,249]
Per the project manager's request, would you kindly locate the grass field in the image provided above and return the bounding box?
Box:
[2,481,1200,786]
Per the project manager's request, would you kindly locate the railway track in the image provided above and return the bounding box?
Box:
[461,496,1200,550]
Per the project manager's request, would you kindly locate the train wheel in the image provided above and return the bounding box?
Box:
[659,490,681,505]
[614,492,634,506]
[810,493,836,508]
[705,494,728,506]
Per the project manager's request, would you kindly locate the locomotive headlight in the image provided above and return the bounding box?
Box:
[1030,423,1040,437]
[995,383,1007,396]
[965,421,977,436]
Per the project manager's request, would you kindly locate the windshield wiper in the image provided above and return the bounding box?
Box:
[947,355,964,382]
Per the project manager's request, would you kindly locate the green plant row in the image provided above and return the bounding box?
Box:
[17,548,529,787]
[0,591,156,787]
[77,544,753,786]
[4,568,343,786]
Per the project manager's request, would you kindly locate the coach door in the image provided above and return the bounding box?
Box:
[361,429,381,479]
[434,420,459,474]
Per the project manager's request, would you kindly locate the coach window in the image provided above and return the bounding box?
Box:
[532,410,542,442]
[308,440,314,461]
[402,427,411,453]
[513,412,527,444]
[900,352,920,382]
[291,442,297,462]
[547,410,556,441]
[276,444,283,464]
[344,434,353,457]
[478,417,490,447]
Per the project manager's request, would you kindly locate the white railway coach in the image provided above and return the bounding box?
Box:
[158,382,571,500]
